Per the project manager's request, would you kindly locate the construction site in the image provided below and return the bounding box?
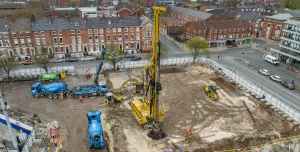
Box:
[1,6,300,152]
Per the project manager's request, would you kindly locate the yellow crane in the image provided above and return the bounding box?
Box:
[130,6,166,139]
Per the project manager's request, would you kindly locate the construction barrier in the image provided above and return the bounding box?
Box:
[55,135,63,152]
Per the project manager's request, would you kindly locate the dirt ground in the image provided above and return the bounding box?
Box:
[0,64,298,152]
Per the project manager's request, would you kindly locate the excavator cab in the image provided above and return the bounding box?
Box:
[204,84,219,101]
[105,92,125,106]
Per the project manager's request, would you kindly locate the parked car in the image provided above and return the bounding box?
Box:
[65,57,78,62]
[81,56,94,61]
[124,54,135,58]
[281,81,295,90]
[258,69,270,76]
[19,60,34,65]
[131,57,142,61]
[52,58,65,63]
[270,75,282,82]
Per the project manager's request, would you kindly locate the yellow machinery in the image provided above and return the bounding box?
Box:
[130,6,167,138]
[118,78,146,94]
[204,84,219,100]
[105,92,125,106]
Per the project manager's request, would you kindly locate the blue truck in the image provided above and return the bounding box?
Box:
[71,48,129,98]
[31,82,71,99]
[87,110,105,150]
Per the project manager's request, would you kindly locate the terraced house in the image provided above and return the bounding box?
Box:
[0,15,154,59]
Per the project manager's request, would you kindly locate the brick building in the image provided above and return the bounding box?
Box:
[184,19,252,47]
[170,6,212,24]
[261,13,292,41]
[116,7,133,17]
[0,15,154,58]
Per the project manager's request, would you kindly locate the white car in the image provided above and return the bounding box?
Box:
[81,56,94,61]
[270,75,282,82]
[259,69,270,76]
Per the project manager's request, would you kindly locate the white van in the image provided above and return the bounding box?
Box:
[264,55,280,66]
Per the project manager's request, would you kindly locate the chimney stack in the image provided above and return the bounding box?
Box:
[8,15,13,24]
[84,14,88,22]
[48,14,52,23]
[31,15,35,24]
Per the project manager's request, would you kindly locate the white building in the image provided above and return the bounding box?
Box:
[78,7,98,18]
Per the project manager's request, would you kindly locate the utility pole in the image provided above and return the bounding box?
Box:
[0,92,19,152]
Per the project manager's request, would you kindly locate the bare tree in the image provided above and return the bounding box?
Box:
[35,47,53,74]
[0,56,17,82]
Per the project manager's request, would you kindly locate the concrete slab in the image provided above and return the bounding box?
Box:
[282,114,289,118]
[270,106,276,109]
[265,102,272,106]
[287,117,294,121]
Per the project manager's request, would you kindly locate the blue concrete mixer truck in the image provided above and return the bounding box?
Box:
[87,110,105,150]
[31,82,71,99]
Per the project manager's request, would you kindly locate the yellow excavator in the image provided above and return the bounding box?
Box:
[105,92,125,106]
[117,78,146,94]
[130,6,167,139]
[204,84,219,100]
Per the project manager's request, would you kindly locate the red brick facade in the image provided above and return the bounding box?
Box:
[261,19,285,41]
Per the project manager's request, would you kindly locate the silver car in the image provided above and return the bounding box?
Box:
[270,75,282,82]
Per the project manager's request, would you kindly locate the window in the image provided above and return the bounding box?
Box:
[136,33,140,40]
[214,30,217,33]
[107,35,111,41]
[78,45,82,52]
[5,40,10,46]
[71,30,75,34]
[59,37,63,44]
[55,47,58,52]
[42,38,46,45]
[136,27,140,32]
[77,36,82,43]
[13,33,17,38]
[58,30,62,35]
[118,35,122,41]
[131,28,134,32]
[52,31,56,35]
[96,44,99,51]
[40,31,44,36]
[90,44,94,52]
[125,43,128,48]
[113,35,116,41]
[131,42,134,48]
[131,34,134,40]
[144,29,153,37]
[60,46,64,52]
[125,28,128,32]
[233,29,236,32]
[100,28,103,34]
[34,32,38,36]
[94,29,98,34]
[113,28,116,32]
[72,36,76,44]
[88,29,92,34]
[77,30,81,34]
[107,28,110,33]
[53,38,58,44]
[236,34,239,38]
[35,38,40,45]
[0,40,2,47]
[95,35,99,42]
[118,28,121,32]
[3,33,8,38]
[228,29,231,32]
[100,35,104,42]
[75,22,79,26]
[89,35,93,43]
[14,39,19,46]
[125,34,128,40]
[19,33,24,37]
[27,39,31,46]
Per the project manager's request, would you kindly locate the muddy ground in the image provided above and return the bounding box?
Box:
[0,64,298,152]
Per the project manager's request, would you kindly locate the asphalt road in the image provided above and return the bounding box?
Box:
[216,52,300,109]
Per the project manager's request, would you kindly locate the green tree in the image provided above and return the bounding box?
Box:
[0,55,17,82]
[69,1,77,7]
[281,0,300,9]
[35,47,53,74]
[186,37,210,63]
[105,43,122,69]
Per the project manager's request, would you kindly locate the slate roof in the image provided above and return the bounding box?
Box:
[0,2,28,9]
[223,10,239,17]
[186,19,252,30]
[207,9,227,15]
[208,14,232,20]
[0,10,13,18]
[170,6,212,20]
[237,5,255,9]
[203,5,218,9]
[224,19,246,28]
[32,16,141,31]
[10,18,31,32]
[0,18,10,32]
[204,20,227,29]
[286,10,300,17]
[234,11,264,22]
[265,13,292,21]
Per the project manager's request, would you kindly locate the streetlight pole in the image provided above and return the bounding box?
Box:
[0,92,19,152]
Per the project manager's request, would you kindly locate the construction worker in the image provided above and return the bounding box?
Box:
[79,96,83,103]
[53,138,58,146]
[60,93,64,99]
[50,129,55,139]
[186,127,191,136]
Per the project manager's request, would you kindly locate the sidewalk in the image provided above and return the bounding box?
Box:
[161,32,251,52]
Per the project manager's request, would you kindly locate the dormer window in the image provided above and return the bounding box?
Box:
[75,22,79,26]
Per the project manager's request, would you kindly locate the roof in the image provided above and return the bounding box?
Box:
[50,8,80,17]
[168,26,183,35]
[237,5,255,9]
[265,13,292,21]
[207,9,227,14]
[116,7,133,13]
[32,16,141,31]
[286,10,300,17]
[234,11,264,22]
[0,18,10,32]
[203,5,218,9]
[224,20,246,28]
[78,7,97,12]
[223,10,239,17]
[162,18,182,26]
[186,21,207,30]
[0,2,28,9]
[208,14,232,20]
[170,6,212,20]
[0,10,13,18]
[10,18,31,32]
[204,20,227,29]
